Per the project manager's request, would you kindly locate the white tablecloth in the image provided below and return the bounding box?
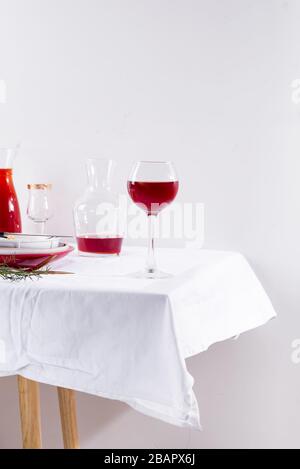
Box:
[0,248,276,429]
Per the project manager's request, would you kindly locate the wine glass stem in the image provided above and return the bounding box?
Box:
[146,215,157,274]
[36,222,46,235]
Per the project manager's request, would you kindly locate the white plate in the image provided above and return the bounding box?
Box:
[0,242,70,255]
[0,235,60,250]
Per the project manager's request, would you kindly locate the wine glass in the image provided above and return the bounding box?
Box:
[27,184,53,234]
[127,161,179,278]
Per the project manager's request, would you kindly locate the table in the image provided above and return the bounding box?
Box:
[0,247,276,448]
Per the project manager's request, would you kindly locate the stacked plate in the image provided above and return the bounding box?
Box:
[0,234,73,269]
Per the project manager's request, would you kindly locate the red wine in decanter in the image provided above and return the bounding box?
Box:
[76,235,123,255]
[0,168,22,232]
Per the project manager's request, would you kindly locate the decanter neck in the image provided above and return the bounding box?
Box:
[0,146,19,169]
[86,158,115,191]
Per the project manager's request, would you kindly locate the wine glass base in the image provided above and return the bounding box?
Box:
[129,269,172,279]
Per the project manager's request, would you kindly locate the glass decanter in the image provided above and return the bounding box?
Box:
[0,146,22,233]
[73,158,123,256]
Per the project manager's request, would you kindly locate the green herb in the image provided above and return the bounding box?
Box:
[0,264,74,282]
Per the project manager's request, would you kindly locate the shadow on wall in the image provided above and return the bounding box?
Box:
[0,376,128,449]
[0,377,21,449]
[65,392,128,449]
[0,375,192,449]
[38,383,130,449]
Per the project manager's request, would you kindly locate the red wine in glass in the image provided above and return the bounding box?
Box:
[127,181,179,215]
[76,235,123,255]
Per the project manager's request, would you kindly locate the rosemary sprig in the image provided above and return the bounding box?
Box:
[0,265,49,282]
[0,264,74,282]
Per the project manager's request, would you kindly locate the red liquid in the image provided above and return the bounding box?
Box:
[76,236,123,255]
[127,181,179,215]
[0,169,22,233]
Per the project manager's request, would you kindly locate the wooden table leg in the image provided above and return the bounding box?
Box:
[18,376,42,449]
[57,387,80,449]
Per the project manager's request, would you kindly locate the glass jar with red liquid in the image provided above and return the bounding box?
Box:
[0,147,22,233]
[73,158,123,256]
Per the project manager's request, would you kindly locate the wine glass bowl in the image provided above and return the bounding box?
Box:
[27,184,53,234]
[127,180,179,216]
[127,161,179,278]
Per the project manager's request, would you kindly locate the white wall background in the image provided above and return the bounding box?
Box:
[0,0,299,448]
